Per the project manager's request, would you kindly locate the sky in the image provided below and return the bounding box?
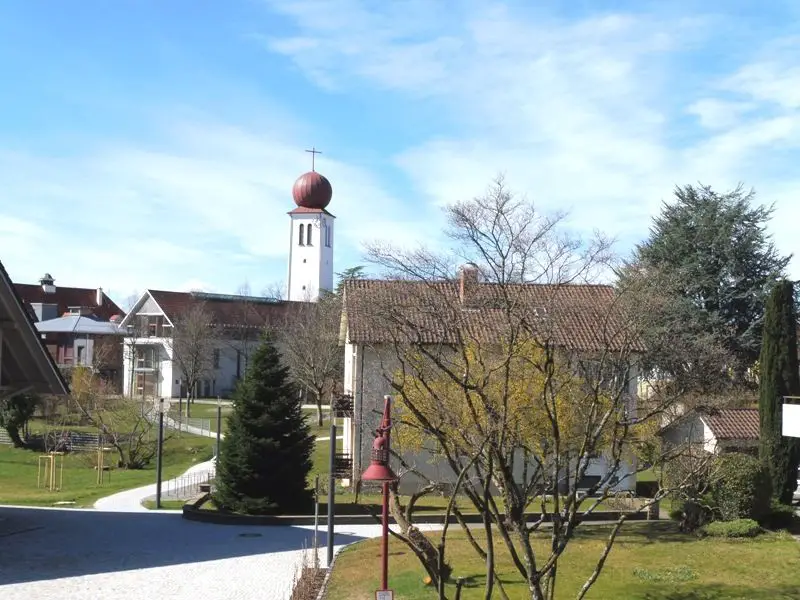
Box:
[1,0,800,309]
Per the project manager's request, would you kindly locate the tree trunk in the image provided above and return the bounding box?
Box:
[315,390,324,427]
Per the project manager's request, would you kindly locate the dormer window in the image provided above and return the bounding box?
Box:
[306,223,312,246]
[299,224,305,246]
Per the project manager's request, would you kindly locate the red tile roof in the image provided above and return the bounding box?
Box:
[14,283,123,321]
[287,206,335,216]
[342,279,644,352]
[148,290,309,328]
[702,408,760,441]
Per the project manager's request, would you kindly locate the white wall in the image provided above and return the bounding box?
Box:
[345,340,639,494]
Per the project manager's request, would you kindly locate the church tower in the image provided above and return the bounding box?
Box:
[286,163,335,302]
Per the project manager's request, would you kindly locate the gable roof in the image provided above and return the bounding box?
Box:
[136,289,310,329]
[342,279,643,352]
[15,283,123,321]
[0,261,68,396]
[702,408,760,441]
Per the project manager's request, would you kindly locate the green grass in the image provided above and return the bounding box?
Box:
[172,404,336,437]
[141,499,187,510]
[0,434,215,508]
[326,523,800,599]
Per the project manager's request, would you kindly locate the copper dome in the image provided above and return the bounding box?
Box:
[292,171,332,210]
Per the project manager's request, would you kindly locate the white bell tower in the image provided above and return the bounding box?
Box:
[287,150,335,302]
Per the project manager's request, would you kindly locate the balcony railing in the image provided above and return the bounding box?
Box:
[333,453,353,478]
[333,394,354,418]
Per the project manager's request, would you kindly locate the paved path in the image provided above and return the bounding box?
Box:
[0,505,381,600]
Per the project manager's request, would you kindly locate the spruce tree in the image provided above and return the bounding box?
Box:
[214,334,314,514]
[758,279,800,504]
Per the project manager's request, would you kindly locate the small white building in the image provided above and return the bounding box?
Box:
[338,269,642,493]
[659,407,760,456]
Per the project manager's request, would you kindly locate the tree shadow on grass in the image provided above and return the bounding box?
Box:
[639,583,800,599]
[569,521,697,544]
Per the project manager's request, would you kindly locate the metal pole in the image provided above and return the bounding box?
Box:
[156,399,164,509]
[327,420,336,567]
[216,400,222,472]
[314,475,320,554]
[381,481,389,590]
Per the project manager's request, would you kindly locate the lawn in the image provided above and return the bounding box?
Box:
[141,499,187,510]
[171,404,336,437]
[326,523,800,599]
[0,433,215,507]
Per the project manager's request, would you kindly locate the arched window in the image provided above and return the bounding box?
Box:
[299,224,305,246]
[306,223,312,246]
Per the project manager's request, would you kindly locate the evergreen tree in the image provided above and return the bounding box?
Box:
[214,334,314,514]
[758,279,800,504]
[623,183,790,387]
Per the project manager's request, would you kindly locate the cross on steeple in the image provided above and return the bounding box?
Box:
[305,147,322,171]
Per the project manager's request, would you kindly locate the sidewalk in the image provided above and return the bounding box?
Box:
[93,459,216,512]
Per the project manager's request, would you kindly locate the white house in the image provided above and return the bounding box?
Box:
[338,268,643,493]
[659,407,760,456]
[119,289,309,399]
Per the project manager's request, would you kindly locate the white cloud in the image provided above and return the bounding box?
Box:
[261,1,800,276]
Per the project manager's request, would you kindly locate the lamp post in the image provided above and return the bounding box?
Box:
[215,395,222,472]
[361,395,397,593]
[154,397,170,508]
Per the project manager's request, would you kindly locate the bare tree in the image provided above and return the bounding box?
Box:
[70,365,161,468]
[166,303,219,415]
[351,177,708,599]
[281,293,343,426]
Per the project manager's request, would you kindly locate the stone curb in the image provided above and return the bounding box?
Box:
[181,494,650,526]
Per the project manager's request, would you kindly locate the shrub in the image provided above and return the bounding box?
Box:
[761,500,800,530]
[636,480,659,498]
[702,518,763,538]
[710,453,771,522]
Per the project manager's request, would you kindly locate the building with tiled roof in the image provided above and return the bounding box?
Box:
[659,407,760,455]
[119,289,310,399]
[338,266,644,492]
[13,272,126,388]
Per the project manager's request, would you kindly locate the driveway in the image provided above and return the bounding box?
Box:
[0,506,376,600]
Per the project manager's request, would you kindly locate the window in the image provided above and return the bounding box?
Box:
[212,349,220,369]
[323,221,331,247]
[135,347,155,369]
[299,224,305,246]
[77,346,85,365]
[306,223,312,245]
[161,324,172,338]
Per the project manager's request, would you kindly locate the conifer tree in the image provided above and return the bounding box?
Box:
[758,279,800,503]
[214,334,314,514]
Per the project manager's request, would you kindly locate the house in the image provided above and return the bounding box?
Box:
[119,289,309,399]
[339,268,643,492]
[34,315,125,391]
[0,261,68,401]
[659,407,760,456]
[14,272,125,387]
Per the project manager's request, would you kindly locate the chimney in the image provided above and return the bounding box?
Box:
[96,287,104,306]
[39,273,56,294]
[459,263,480,305]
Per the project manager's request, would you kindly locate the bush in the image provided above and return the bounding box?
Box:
[761,500,800,530]
[710,453,771,522]
[702,518,763,538]
[636,480,659,498]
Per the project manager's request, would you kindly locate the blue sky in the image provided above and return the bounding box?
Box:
[1,0,800,308]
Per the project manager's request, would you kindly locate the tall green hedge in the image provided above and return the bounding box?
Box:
[758,279,800,503]
[710,452,772,522]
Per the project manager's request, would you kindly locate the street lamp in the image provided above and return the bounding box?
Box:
[153,397,171,508]
[361,395,398,594]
